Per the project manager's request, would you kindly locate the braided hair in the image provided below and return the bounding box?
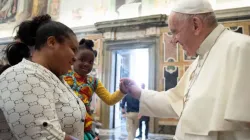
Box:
[79,39,97,57]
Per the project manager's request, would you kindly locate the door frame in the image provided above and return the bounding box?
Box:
[101,37,160,132]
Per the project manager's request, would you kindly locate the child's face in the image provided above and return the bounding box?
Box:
[73,49,95,76]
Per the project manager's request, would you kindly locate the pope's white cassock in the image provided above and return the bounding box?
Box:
[139,1,250,140]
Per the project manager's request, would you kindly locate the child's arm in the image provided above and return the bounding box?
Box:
[95,80,125,105]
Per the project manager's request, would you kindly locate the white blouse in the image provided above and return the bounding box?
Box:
[0,59,86,140]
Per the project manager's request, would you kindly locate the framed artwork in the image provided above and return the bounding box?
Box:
[58,0,109,26]
[164,65,179,91]
[0,0,33,38]
[115,0,142,18]
[0,0,18,24]
[47,0,61,19]
[31,0,48,17]
[163,32,178,62]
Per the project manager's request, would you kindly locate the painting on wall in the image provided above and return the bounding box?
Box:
[116,0,142,18]
[47,0,61,19]
[0,0,50,25]
[0,0,44,38]
[163,32,178,62]
[0,0,18,24]
[164,65,179,91]
[58,0,109,27]
[151,0,175,15]
[31,0,48,17]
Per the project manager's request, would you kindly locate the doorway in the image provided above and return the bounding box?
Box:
[102,38,157,130]
[113,48,149,129]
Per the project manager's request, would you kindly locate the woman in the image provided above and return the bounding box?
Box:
[64,39,125,140]
[0,14,86,140]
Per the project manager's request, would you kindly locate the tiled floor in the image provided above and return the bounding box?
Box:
[99,129,174,140]
[98,118,174,140]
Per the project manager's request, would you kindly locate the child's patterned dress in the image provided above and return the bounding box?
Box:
[64,70,124,140]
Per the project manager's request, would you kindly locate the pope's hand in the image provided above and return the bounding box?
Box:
[120,78,142,99]
[119,81,129,94]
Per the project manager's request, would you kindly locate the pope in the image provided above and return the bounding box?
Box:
[120,0,250,140]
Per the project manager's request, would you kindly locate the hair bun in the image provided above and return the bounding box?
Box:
[79,38,94,48]
[32,14,51,26]
[16,14,52,46]
[79,38,97,57]
[85,40,94,48]
[79,38,86,45]
[6,42,30,66]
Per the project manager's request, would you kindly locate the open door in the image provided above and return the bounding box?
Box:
[113,53,123,128]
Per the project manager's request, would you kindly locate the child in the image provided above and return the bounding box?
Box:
[64,39,125,140]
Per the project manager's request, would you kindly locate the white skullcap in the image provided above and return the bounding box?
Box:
[172,0,214,14]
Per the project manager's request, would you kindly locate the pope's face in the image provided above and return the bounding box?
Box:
[168,12,199,56]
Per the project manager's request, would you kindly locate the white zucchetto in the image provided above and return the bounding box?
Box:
[172,0,214,14]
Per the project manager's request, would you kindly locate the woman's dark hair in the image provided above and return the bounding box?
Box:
[79,39,97,57]
[0,64,11,74]
[5,14,76,66]
[5,42,30,66]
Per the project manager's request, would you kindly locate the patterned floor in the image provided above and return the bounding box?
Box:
[98,118,174,140]
[99,128,174,140]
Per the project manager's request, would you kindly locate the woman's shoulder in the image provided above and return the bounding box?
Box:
[0,60,60,85]
[0,61,32,78]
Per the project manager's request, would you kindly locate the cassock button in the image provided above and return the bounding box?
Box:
[43,122,48,127]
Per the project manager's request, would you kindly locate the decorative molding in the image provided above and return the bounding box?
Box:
[105,37,156,50]
[72,25,99,34]
[0,37,13,45]
[215,7,250,21]
[95,14,167,32]
[0,26,100,44]
[1,7,248,44]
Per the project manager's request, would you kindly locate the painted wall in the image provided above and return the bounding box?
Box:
[0,0,249,38]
